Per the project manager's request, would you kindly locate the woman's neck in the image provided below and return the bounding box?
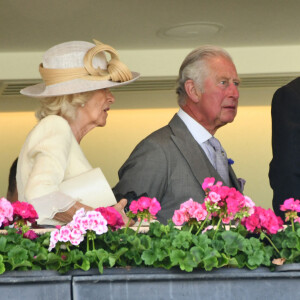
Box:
[68,118,96,144]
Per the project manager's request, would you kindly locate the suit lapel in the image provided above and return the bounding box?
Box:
[169,114,224,188]
[229,165,242,192]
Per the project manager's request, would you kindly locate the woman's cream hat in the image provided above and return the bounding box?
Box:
[21,40,140,98]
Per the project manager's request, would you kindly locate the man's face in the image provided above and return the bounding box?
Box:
[195,56,240,133]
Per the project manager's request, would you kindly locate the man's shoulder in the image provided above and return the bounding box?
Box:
[141,114,183,140]
[141,123,173,144]
[276,77,300,94]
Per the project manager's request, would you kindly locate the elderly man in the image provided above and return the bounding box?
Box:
[113,45,243,223]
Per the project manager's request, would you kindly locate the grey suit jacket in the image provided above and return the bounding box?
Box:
[113,114,241,224]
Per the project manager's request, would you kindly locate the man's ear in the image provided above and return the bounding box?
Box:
[184,79,201,103]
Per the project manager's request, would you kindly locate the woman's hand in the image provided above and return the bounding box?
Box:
[54,199,135,227]
[113,198,135,227]
[54,201,93,223]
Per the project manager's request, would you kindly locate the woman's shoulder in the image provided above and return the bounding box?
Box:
[23,115,73,150]
[28,115,72,142]
[39,115,69,125]
[37,115,71,131]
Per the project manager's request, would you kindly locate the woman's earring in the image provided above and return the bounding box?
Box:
[81,103,85,107]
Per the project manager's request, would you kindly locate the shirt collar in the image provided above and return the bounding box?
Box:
[177,108,212,144]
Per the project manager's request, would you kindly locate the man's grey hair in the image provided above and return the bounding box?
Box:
[176,45,233,106]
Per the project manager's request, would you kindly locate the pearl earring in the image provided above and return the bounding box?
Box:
[81,103,85,107]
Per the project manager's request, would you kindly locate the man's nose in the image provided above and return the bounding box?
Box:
[229,83,239,99]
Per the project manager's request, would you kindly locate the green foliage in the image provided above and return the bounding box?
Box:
[271,222,300,263]
[0,221,295,275]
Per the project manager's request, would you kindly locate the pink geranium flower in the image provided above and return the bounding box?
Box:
[23,229,38,240]
[172,210,187,226]
[129,197,161,218]
[129,200,139,214]
[0,197,13,227]
[49,208,108,251]
[203,178,255,223]
[202,177,216,190]
[172,198,207,226]
[138,197,151,210]
[96,206,124,231]
[12,201,38,224]
[242,206,283,235]
[149,198,161,215]
[280,198,300,212]
[280,198,300,224]
[125,197,161,232]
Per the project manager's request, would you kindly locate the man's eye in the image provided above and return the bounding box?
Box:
[234,81,240,86]
[220,80,228,85]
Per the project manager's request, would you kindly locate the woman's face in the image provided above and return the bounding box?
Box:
[82,89,115,127]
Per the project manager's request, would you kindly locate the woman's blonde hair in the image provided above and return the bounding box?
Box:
[35,91,95,121]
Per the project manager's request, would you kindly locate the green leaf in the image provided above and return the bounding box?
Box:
[180,253,198,272]
[170,249,186,266]
[93,249,109,274]
[169,250,197,272]
[234,224,249,237]
[139,235,151,250]
[172,231,193,249]
[74,259,90,271]
[45,252,61,267]
[108,247,128,267]
[149,222,165,237]
[190,246,205,264]
[7,246,28,265]
[0,236,7,252]
[244,238,265,267]
[191,234,211,248]
[0,255,5,274]
[222,231,246,256]
[202,248,220,271]
[282,231,299,249]
[212,239,224,252]
[142,249,157,265]
[33,252,48,262]
[85,250,97,264]
[233,253,247,268]
[296,227,300,238]
[127,235,141,250]
[217,253,229,268]
[203,255,218,271]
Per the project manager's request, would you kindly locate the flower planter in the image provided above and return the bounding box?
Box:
[276,263,300,272]
[1,266,300,299]
[72,267,300,300]
[0,270,72,300]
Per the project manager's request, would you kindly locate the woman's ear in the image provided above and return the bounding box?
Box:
[184,79,201,103]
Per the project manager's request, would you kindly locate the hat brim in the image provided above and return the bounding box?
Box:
[20,71,140,98]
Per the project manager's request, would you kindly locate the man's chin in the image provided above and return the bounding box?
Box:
[222,112,237,123]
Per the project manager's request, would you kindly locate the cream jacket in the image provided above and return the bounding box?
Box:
[17,115,97,224]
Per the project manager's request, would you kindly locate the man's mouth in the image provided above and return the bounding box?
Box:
[223,105,236,110]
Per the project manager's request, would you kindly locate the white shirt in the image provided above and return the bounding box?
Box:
[177,109,215,166]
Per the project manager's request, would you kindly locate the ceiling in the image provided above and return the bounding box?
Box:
[1,0,300,98]
[1,0,300,52]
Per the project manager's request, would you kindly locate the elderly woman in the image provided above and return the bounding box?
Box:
[16,40,139,225]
